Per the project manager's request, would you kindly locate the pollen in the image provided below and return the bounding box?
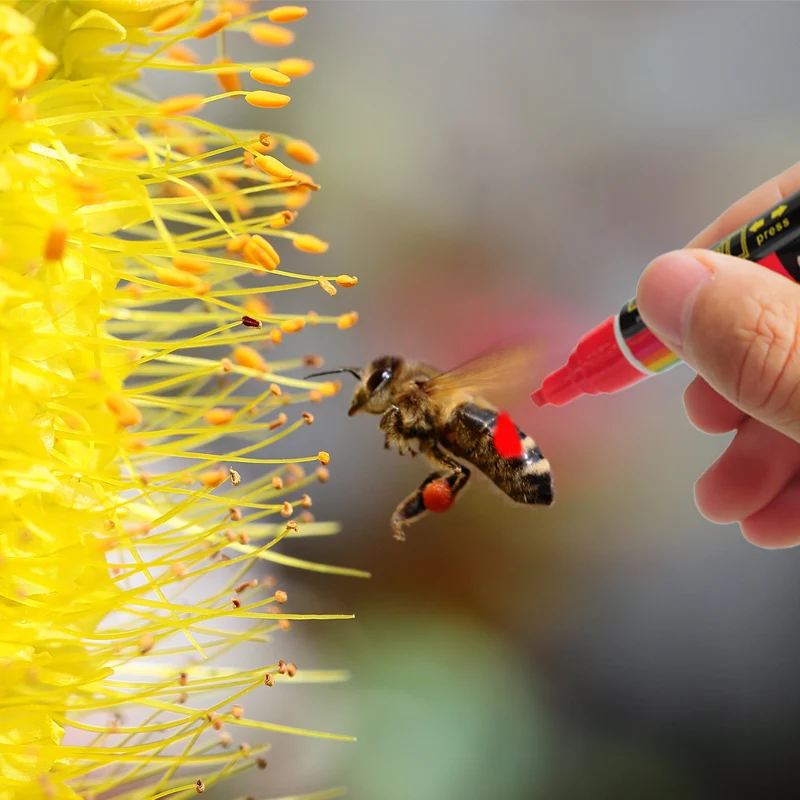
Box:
[268,413,287,430]
[107,141,146,160]
[193,11,231,39]
[320,381,339,397]
[279,619,291,631]
[244,296,271,316]
[269,329,283,344]
[139,634,155,654]
[250,235,281,267]
[293,234,329,254]
[231,704,244,719]
[269,383,282,396]
[335,274,358,287]
[44,219,68,261]
[156,266,201,289]
[281,502,293,517]
[158,94,205,116]
[284,139,319,165]
[220,357,233,373]
[302,412,314,425]
[274,590,288,604]
[150,2,194,32]
[221,0,251,15]
[106,394,142,429]
[230,507,243,521]
[233,345,268,372]
[303,354,322,367]
[200,467,227,487]
[235,579,258,593]
[264,673,275,687]
[204,407,235,425]
[268,5,308,22]
[172,255,209,275]
[319,279,337,296]
[277,57,314,78]
[229,467,241,486]
[300,494,312,507]
[280,318,305,334]
[250,67,291,86]
[271,477,283,490]
[250,22,295,46]
[270,210,297,228]
[213,57,242,93]
[195,779,205,794]
[317,451,331,465]
[337,311,359,329]
[255,154,293,180]
[166,42,199,62]
[309,389,322,403]
[227,234,251,254]
[245,90,291,109]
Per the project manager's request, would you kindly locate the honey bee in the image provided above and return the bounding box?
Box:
[307,345,554,541]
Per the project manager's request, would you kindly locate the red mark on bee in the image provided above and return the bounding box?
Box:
[422,479,454,513]
[493,412,523,459]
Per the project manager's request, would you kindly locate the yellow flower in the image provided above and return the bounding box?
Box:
[0,2,364,798]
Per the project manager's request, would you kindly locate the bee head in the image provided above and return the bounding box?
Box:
[348,356,404,416]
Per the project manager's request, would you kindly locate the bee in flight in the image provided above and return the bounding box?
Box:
[307,345,554,541]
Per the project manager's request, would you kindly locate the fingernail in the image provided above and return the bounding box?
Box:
[636,250,714,347]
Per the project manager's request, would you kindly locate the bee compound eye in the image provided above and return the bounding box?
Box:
[367,368,391,393]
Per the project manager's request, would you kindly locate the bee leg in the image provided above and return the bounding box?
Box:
[389,466,471,542]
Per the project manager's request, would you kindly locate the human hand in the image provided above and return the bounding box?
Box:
[636,162,800,548]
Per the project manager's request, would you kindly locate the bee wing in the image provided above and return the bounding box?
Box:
[422,343,541,406]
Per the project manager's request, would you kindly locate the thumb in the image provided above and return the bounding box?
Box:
[637,248,800,441]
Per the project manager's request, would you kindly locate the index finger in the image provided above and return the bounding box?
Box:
[689,161,800,248]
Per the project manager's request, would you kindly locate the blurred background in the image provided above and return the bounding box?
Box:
[197,2,800,798]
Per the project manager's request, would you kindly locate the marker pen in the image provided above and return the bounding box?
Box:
[531,187,800,407]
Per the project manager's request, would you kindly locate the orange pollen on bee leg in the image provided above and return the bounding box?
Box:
[213,58,242,93]
[150,2,193,32]
[284,139,319,165]
[422,479,454,513]
[249,23,295,46]
[267,5,308,22]
[250,67,291,86]
[255,155,293,180]
[245,91,291,109]
[105,393,142,429]
[159,95,205,116]
[292,234,328,254]
[44,220,68,261]
[194,12,232,39]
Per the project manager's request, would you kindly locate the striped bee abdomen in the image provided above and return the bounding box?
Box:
[441,403,554,506]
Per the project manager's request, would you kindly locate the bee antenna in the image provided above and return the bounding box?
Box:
[305,367,363,381]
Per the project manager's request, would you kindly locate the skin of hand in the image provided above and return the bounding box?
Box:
[636,162,800,549]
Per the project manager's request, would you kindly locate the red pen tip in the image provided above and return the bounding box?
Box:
[531,388,547,407]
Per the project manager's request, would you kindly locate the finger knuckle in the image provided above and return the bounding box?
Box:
[735,294,800,420]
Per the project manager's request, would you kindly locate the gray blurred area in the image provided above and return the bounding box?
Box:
[194,2,800,798]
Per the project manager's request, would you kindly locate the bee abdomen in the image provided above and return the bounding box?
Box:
[442,403,554,506]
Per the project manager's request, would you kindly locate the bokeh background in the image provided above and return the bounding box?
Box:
[195,2,800,798]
